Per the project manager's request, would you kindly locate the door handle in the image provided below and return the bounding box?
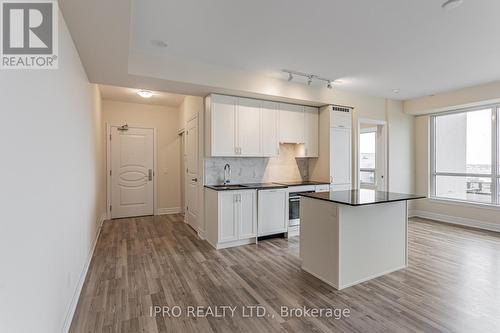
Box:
[148,169,153,181]
[192,178,198,182]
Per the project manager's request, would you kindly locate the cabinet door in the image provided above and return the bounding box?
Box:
[279,103,305,143]
[262,101,279,157]
[238,191,257,239]
[212,95,237,156]
[304,106,319,157]
[258,189,287,236]
[330,127,352,185]
[330,111,352,129]
[218,192,238,242]
[237,98,261,156]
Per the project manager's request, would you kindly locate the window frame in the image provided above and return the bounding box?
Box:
[430,105,499,205]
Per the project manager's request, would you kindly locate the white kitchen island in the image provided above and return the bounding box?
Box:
[299,189,424,290]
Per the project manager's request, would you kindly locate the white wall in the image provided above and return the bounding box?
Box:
[386,100,415,193]
[0,13,106,333]
[310,98,415,194]
[407,81,500,231]
[102,100,181,213]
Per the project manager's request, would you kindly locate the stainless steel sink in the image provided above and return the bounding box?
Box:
[211,184,248,190]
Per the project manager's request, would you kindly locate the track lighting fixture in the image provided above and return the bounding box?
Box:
[282,70,336,90]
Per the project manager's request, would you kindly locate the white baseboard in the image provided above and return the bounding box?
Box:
[411,209,500,233]
[61,212,106,333]
[157,207,182,215]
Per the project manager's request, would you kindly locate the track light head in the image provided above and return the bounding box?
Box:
[327,81,332,89]
[307,76,313,86]
[287,72,293,81]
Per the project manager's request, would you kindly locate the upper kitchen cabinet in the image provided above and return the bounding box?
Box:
[206,94,317,158]
[206,94,279,157]
[206,94,237,156]
[261,101,279,157]
[279,103,305,144]
[237,97,262,156]
[304,106,319,157]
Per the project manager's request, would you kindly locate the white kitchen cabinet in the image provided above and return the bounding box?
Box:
[258,189,287,236]
[207,94,237,156]
[279,103,305,143]
[261,101,279,157]
[330,127,352,187]
[237,97,262,156]
[238,191,257,238]
[331,108,352,129]
[218,191,238,242]
[304,106,319,157]
[205,188,257,249]
[315,184,330,192]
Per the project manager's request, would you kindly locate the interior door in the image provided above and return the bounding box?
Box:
[186,117,199,230]
[111,126,154,218]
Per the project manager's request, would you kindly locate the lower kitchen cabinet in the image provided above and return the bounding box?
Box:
[258,189,287,236]
[205,189,257,249]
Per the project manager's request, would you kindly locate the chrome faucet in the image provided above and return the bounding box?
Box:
[223,164,231,185]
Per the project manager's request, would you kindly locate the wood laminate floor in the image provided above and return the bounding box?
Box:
[70,215,500,333]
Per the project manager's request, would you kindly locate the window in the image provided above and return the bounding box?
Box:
[431,106,499,205]
[360,130,376,188]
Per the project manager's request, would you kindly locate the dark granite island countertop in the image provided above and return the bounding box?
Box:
[300,189,425,206]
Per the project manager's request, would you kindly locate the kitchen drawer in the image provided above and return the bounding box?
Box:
[315,184,330,192]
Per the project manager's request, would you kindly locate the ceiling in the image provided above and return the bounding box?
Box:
[60,0,500,102]
[99,85,185,107]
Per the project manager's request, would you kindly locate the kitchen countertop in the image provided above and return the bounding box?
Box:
[300,189,425,206]
[204,183,288,191]
[273,180,330,186]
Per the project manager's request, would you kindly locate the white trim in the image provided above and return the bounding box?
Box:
[61,212,106,333]
[411,209,500,233]
[157,207,182,215]
[106,123,158,219]
[357,118,388,191]
[411,98,500,116]
[428,197,500,211]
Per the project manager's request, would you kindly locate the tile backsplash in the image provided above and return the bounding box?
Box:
[204,144,309,185]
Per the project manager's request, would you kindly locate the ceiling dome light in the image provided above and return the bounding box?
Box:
[442,0,463,10]
[392,89,400,94]
[137,90,153,98]
[307,76,313,86]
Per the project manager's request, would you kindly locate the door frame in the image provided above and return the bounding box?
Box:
[357,118,388,191]
[106,123,158,219]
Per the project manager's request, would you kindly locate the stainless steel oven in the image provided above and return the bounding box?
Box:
[288,190,314,227]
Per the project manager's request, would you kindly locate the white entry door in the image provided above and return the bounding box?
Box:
[110,126,154,218]
[186,117,199,230]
